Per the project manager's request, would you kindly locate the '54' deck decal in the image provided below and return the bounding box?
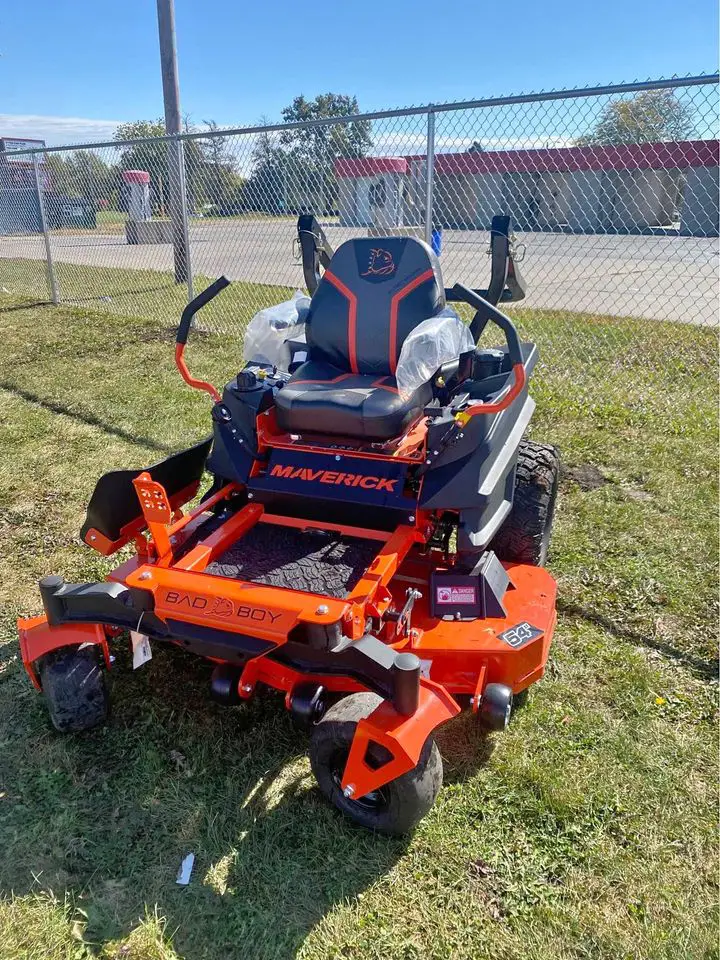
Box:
[497,622,543,649]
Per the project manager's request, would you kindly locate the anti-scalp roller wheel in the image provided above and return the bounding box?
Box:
[288,683,328,730]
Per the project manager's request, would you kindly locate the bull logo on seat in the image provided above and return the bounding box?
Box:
[362,248,396,278]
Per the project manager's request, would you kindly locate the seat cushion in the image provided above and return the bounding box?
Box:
[275,360,432,442]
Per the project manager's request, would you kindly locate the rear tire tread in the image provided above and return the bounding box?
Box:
[491,439,560,566]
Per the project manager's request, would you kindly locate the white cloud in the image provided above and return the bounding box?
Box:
[0,114,576,168]
[0,114,126,147]
[371,131,576,154]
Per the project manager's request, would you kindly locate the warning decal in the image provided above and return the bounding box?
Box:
[436,585,478,605]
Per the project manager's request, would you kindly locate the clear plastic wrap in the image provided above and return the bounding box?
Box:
[395,307,474,398]
[243,290,310,370]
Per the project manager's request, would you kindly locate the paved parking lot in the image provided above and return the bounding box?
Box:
[1,220,717,325]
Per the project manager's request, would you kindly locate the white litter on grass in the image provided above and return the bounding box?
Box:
[131,630,152,669]
[176,853,195,885]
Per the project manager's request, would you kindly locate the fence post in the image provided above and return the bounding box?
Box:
[33,154,59,304]
[175,138,194,302]
[424,108,436,246]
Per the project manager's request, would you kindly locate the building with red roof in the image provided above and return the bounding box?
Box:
[335,140,719,236]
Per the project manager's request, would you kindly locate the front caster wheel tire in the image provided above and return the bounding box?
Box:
[478,683,513,732]
[38,644,108,733]
[309,692,442,836]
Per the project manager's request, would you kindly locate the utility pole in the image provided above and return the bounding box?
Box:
[156,0,189,284]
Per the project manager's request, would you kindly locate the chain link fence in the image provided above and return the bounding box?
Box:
[1,75,717,410]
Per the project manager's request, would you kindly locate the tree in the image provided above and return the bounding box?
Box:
[239,95,372,215]
[45,151,119,208]
[45,154,75,196]
[198,120,245,212]
[279,94,372,213]
[201,120,232,167]
[114,120,168,186]
[280,93,371,157]
[68,151,117,206]
[576,90,695,146]
[243,121,287,213]
[114,118,208,213]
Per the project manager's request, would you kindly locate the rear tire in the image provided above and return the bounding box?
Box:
[309,692,442,835]
[491,439,560,566]
[38,645,108,733]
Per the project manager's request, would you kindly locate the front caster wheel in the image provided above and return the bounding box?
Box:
[38,644,108,733]
[477,683,513,732]
[309,692,442,836]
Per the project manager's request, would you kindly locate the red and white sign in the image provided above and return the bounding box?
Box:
[436,585,477,605]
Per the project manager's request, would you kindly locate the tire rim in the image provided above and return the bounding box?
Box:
[329,749,390,812]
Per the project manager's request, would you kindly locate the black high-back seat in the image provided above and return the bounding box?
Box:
[275,235,446,441]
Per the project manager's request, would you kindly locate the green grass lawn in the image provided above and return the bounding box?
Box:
[0,292,717,960]
[48,209,307,238]
[0,259,294,335]
[96,210,129,228]
[51,211,128,238]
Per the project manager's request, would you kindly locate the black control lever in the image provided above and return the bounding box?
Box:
[297,214,334,294]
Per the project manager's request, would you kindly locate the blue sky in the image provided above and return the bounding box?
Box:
[0,0,717,145]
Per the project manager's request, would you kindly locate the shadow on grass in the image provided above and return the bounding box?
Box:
[558,598,718,680]
[0,646,420,959]
[0,301,50,313]
[0,380,175,456]
[63,282,176,302]
[435,711,497,787]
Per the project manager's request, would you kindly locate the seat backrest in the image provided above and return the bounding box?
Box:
[306,236,446,376]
